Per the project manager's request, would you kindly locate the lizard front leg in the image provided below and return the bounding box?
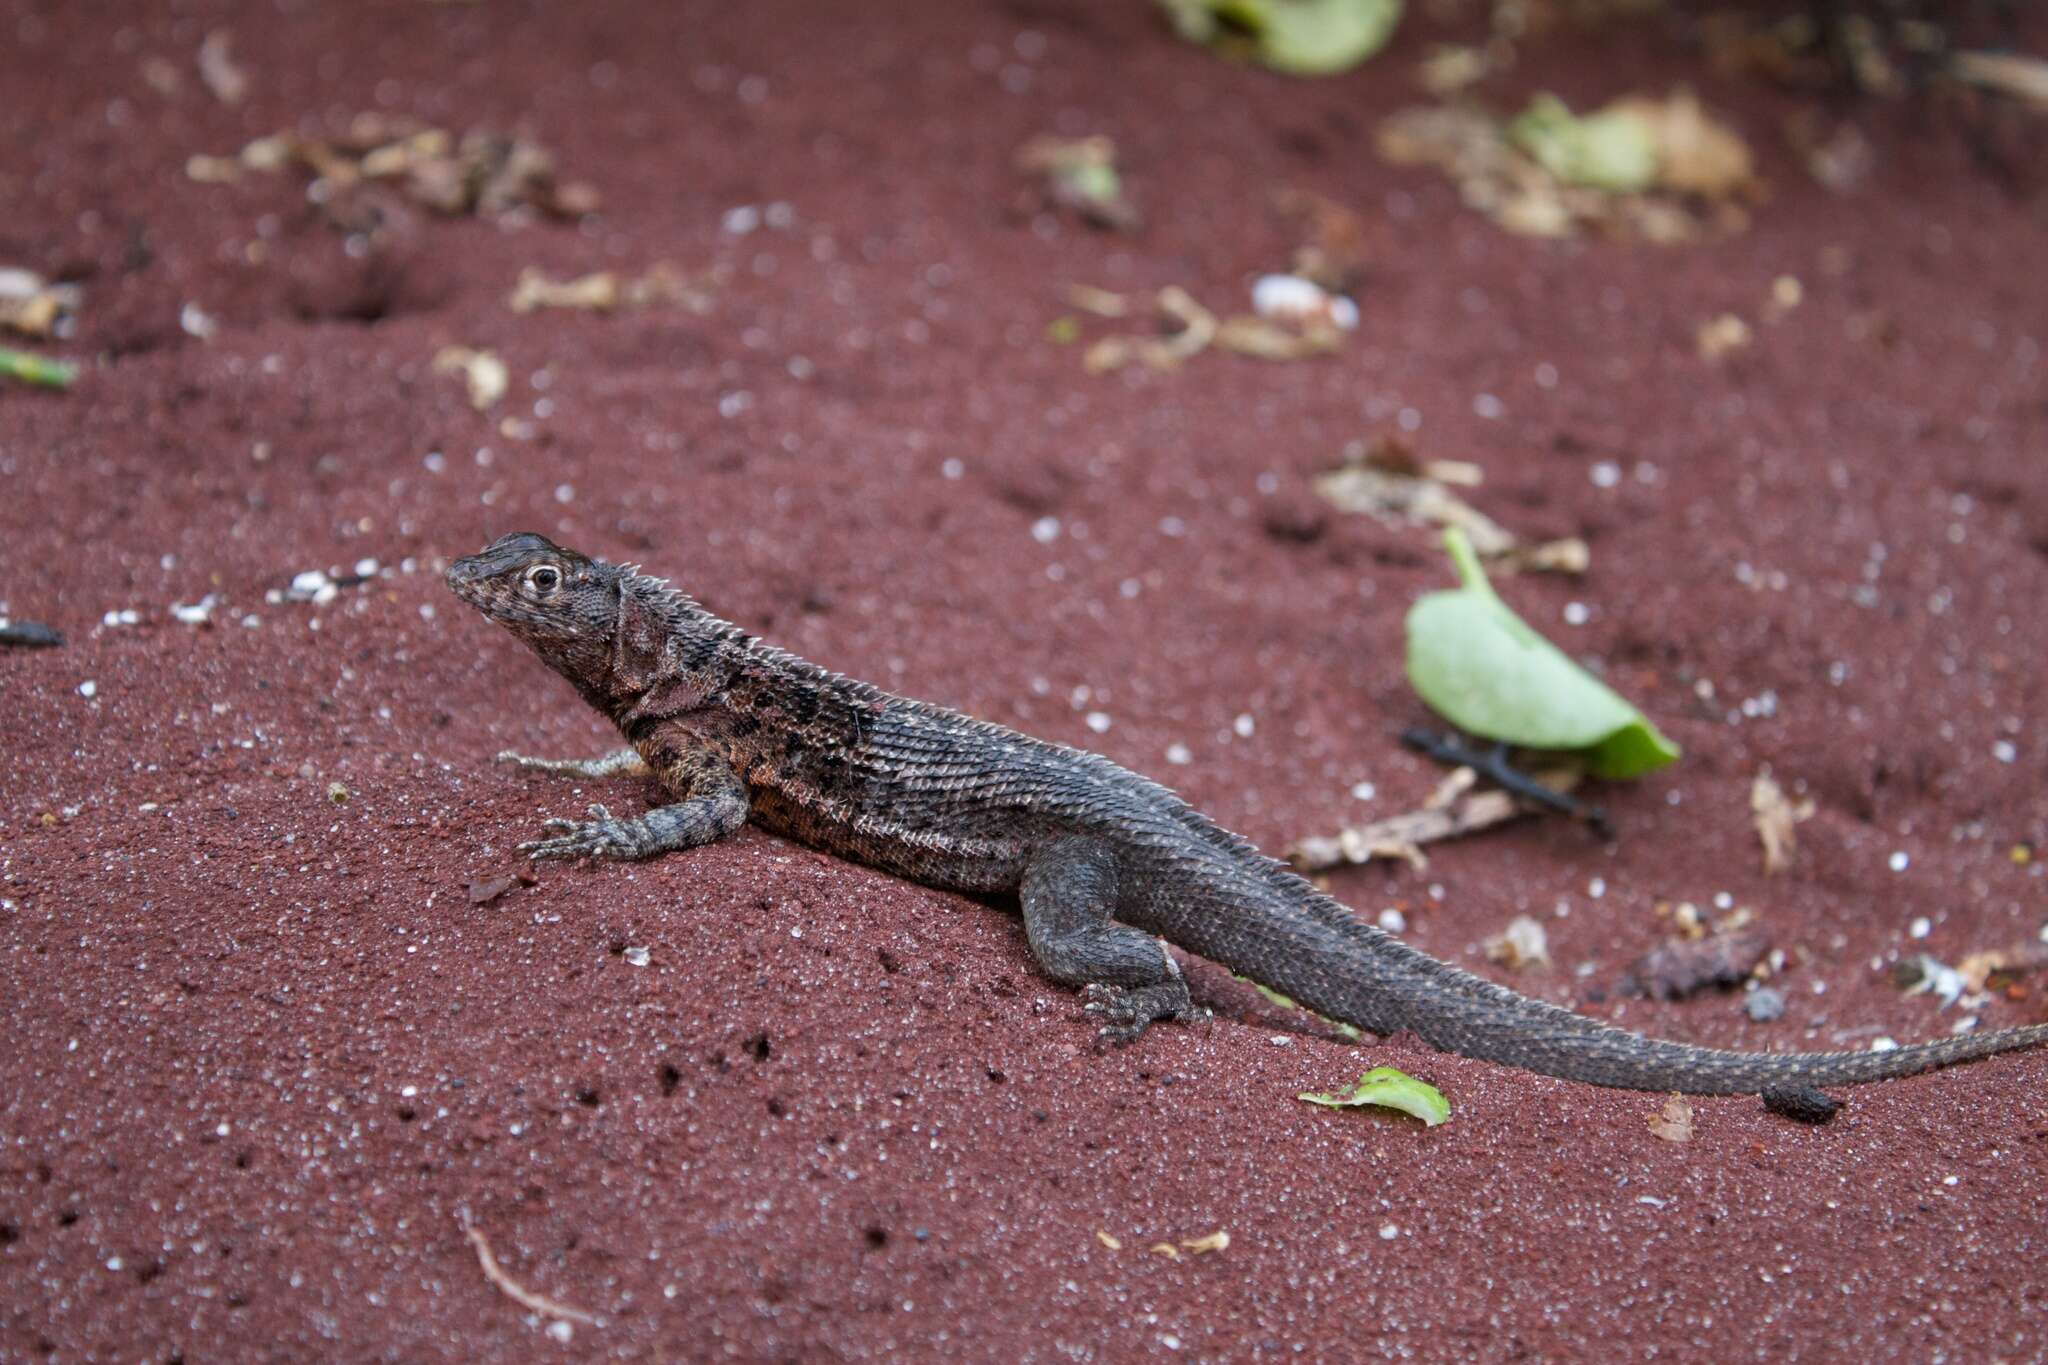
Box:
[1021,835,1202,1044]
[495,746,652,779]
[522,742,747,861]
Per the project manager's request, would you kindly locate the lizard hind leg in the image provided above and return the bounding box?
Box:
[1021,836,1202,1045]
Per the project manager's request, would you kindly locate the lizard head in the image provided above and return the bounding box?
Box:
[446,531,626,690]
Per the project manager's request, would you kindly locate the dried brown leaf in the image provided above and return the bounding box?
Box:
[1647,1093,1693,1143]
[1622,928,1771,1001]
[1483,915,1551,972]
[1750,769,1814,875]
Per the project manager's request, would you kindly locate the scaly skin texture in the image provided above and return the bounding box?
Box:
[447,533,2048,1099]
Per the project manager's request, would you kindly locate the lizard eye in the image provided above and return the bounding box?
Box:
[523,563,562,596]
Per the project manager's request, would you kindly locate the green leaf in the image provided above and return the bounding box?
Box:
[0,347,76,388]
[1508,93,1658,192]
[1298,1066,1450,1126]
[1405,528,1679,779]
[1162,0,1404,77]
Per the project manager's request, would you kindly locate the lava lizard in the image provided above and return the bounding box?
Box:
[447,532,2047,1106]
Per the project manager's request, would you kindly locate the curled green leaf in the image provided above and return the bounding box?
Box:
[1405,528,1679,779]
[1298,1065,1450,1125]
[1162,0,1404,77]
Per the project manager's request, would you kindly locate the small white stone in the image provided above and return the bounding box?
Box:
[1562,602,1590,626]
[1030,516,1061,544]
[1084,711,1112,733]
[545,1320,573,1343]
[1233,713,1255,738]
[1992,740,2017,764]
[1377,908,1406,934]
[353,557,379,578]
[1164,743,1191,766]
[77,680,97,698]
[1589,461,1621,489]
[1350,781,1377,802]
[1889,851,1910,873]
[722,204,761,235]
[1251,273,1356,330]
[623,946,651,967]
[1379,1223,1399,1240]
[1908,917,1931,940]
[1870,1036,1900,1053]
[554,483,575,504]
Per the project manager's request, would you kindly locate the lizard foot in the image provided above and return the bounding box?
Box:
[520,804,656,861]
[1082,981,1207,1046]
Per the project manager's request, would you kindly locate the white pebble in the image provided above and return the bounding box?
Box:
[1379,1223,1399,1240]
[1589,461,1621,488]
[1562,602,1590,626]
[353,557,379,578]
[1350,781,1377,802]
[1908,917,1931,940]
[623,946,650,967]
[1233,713,1255,738]
[1889,851,1910,873]
[546,1320,573,1343]
[1992,740,2017,764]
[1870,1037,1900,1053]
[1164,743,1191,766]
[77,680,97,698]
[1030,516,1061,545]
[1250,273,1358,331]
[1378,908,1407,934]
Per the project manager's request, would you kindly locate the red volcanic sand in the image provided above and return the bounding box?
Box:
[3,2,2045,1359]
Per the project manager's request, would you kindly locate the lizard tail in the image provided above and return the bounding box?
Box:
[1263,891,2048,1095]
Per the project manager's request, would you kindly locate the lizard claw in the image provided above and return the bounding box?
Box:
[1081,982,1199,1046]
[520,804,637,860]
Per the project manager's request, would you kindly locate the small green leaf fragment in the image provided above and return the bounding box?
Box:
[1162,0,1403,77]
[0,347,76,388]
[1508,93,1658,192]
[1298,1066,1450,1125]
[1405,528,1678,779]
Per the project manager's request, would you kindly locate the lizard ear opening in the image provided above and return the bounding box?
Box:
[611,576,666,691]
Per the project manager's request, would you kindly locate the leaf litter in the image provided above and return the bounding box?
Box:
[191,114,600,222]
[1378,88,1758,242]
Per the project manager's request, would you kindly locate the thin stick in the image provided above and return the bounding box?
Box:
[1287,764,1585,872]
[462,1221,599,1326]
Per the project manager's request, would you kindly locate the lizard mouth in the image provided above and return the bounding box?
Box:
[444,554,491,606]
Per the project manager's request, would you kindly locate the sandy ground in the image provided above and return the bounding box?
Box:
[3,1,2045,1359]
